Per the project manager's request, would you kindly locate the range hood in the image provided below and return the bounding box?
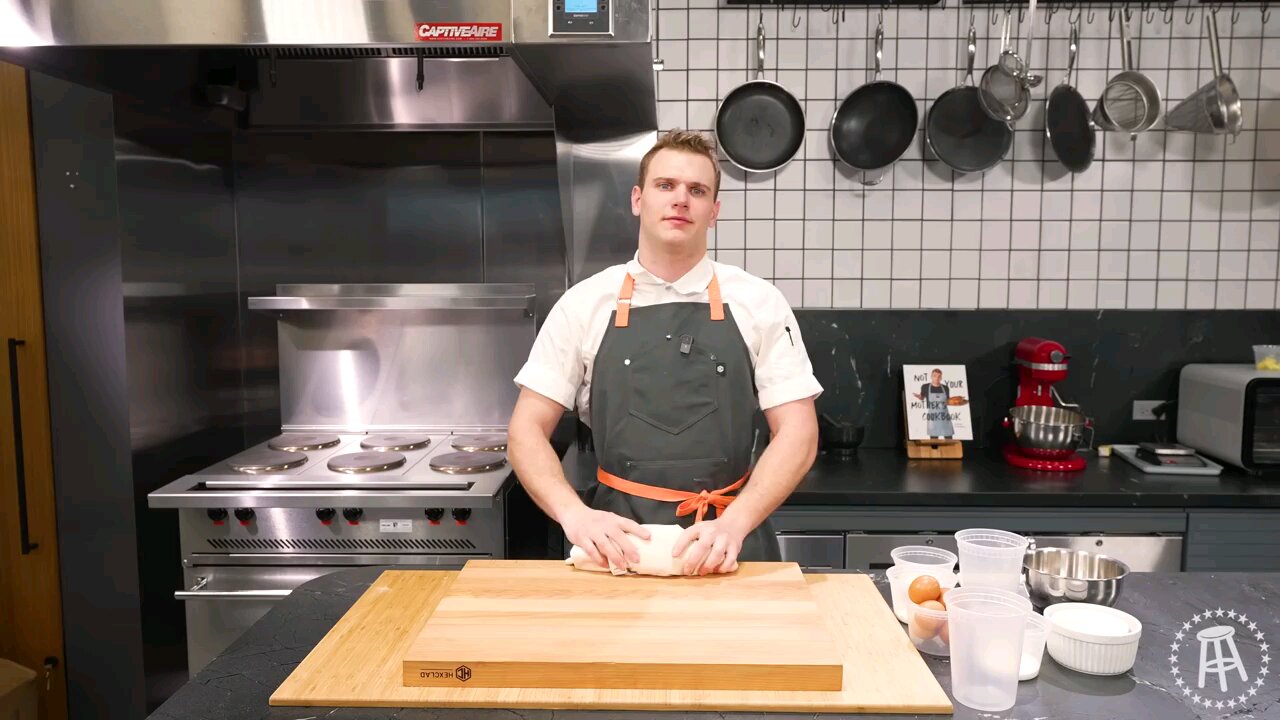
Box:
[0,0,657,284]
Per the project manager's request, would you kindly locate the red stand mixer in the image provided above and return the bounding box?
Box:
[1002,337,1092,472]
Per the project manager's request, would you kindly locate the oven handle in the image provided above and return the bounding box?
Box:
[174,577,292,601]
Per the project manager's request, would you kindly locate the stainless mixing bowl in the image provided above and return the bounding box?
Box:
[1007,405,1087,458]
[1023,547,1129,608]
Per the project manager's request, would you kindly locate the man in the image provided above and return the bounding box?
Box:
[508,129,821,576]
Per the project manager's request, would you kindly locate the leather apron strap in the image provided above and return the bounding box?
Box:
[614,272,725,328]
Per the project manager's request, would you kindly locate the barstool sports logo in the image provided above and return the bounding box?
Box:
[1167,607,1270,712]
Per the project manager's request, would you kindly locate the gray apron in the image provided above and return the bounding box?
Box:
[926,384,955,438]
[585,272,781,562]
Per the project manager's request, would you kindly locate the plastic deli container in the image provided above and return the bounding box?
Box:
[947,587,1032,713]
[955,528,1030,592]
[886,565,958,624]
[1020,611,1051,680]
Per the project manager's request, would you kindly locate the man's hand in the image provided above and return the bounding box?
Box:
[672,518,749,576]
[561,506,651,571]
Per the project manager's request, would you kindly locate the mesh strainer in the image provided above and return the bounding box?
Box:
[1093,9,1162,135]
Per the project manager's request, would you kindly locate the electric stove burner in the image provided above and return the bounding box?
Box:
[267,433,341,452]
[228,449,308,474]
[360,434,432,452]
[429,451,507,474]
[327,451,407,474]
[451,434,508,453]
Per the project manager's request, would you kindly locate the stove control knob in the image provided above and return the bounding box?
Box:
[451,508,471,526]
[207,508,227,525]
[342,508,363,525]
[316,508,337,525]
[234,508,255,525]
[425,508,445,524]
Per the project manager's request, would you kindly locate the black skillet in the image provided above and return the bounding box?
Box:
[925,24,1013,175]
[715,10,806,173]
[1045,22,1095,174]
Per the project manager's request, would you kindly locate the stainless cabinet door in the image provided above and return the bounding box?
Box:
[777,534,845,570]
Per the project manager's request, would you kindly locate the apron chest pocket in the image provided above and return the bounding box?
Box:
[625,457,730,490]
[625,349,721,435]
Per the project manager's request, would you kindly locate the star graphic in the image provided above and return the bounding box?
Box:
[1184,687,1192,696]
[1216,608,1226,617]
[1192,694,1202,703]
[1229,610,1239,620]
[1205,609,1214,618]
[1169,653,1178,663]
[1183,621,1193,631]
[1175,631,1186,641]
[1173,666,1181,676]
[1250,687,1259,696]
[1193,614,1203,624]
[1262,642,1270,652]
[1229,698,1238,708]
[1240,614,1250,625]
[1176,677,1185,687]
[1260,666,1269,676]
[1249,621,1259,631]
[1239,694,1249,705]
[1264,654,1272,664]
[1258,632,1267,642]
[1216,700,1225,709]
[1256,678,1266,687]
[1171,641,1180,651]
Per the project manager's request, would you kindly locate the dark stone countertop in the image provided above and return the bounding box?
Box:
[562,445,1280,509]
[148,567,1280,720]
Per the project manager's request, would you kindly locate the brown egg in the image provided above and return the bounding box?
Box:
[939,619,950,645]
[913,601,946,634]
[937,587,950,609]
[908,611,938,640]
[908,574,941,604]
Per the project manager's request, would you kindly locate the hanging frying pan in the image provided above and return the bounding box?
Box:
[1045,22,1095,174]
[715,10,806,173]
[924,21,1013,174]
[829,14,919,185]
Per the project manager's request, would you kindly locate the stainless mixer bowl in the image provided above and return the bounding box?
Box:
[1023,547,1129,608]
[1007,405,1086,457]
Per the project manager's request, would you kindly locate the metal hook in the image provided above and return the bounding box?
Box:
[991,6,1001,25]
[1087,5,1096,23]
[1186,3,1197,23]
[1163,3,1174,24]
[791,5,802,29]
[1045,5,1056,25]
[1264,3,1272,25]
[1144,1,1155,24]
[1231,5,1241,24]
[1109,6,1117,22]
[1068,4,1081,25]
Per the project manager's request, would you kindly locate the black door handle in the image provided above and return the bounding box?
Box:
[8,338,37,554]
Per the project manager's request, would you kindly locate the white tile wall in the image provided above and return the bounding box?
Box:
[654,1,1280,309]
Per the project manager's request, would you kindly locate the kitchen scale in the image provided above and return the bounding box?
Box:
[1112,443,1224,476]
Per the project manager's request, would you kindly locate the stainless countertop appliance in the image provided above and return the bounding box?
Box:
[149,283,537,675]
[1177,364,1280,474]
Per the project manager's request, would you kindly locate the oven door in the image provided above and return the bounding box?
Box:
[176,554,472,676]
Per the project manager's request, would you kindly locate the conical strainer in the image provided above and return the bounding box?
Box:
[1165,10,1242,136]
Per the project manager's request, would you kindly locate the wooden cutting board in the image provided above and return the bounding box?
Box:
[403,560,842,691]
[271,562,953,714]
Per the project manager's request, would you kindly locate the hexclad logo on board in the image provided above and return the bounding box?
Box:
[455,665,472,682]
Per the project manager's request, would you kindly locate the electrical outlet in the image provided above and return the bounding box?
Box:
[1132,400,1163,421]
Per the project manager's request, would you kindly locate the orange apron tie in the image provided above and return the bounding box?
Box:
[596,467,747,523]
[613,270,726,328]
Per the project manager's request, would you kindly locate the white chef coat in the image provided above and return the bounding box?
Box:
[514,252,823,427]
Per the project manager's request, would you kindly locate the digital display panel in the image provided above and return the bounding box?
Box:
[565,0,596,13]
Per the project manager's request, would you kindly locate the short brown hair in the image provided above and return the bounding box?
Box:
[637,129,721,198]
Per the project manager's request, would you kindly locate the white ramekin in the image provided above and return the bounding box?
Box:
[1043,602,1143,675]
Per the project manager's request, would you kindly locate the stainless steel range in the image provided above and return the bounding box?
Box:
[149,283,535,675]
